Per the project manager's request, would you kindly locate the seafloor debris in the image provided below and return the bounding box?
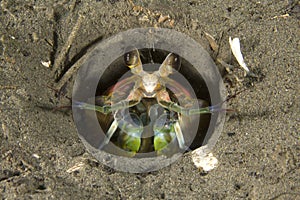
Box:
[192,36,257,171]
[41,60,51,68]
[191,145,218,172]
[66,162,85,173]
[229,37,251,76]
[204,32,219,52]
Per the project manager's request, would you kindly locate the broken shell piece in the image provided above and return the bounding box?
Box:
[66,162,85,173]
[41,60,51,68]
[169,19,175,27]
[139,15,149,22]
[32,154,40,159]
[192,146,218,172]
[229,37,251,76]
[204,32,219,52]
[158,14,170,23]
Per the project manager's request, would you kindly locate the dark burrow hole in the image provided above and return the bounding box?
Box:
[95,48,212,156]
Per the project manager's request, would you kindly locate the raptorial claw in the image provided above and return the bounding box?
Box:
[118,133,141,153]
[174,121,186,150]
[158,96,232,116]
[153,114,175,151]
[116,112,143,153]
[72,100,112,114]
[99,119,118,149]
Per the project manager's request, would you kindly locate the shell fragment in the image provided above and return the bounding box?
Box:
[229,37,251,76]
[192,145,218,172]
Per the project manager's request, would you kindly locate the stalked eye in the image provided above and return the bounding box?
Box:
[159,53,181,77]
[124,48,140,67]
[124,47,143,75]
[166,53,181,71]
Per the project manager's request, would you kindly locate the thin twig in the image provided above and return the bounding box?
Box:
[52,14,84,74]
[0,85,18,90]
[55,52,89,91]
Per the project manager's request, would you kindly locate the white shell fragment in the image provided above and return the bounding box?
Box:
[66,162,85,173]
[41,60,51,68]
[192,146,218,172]
[229,37,251,75]
[32,154,40,159]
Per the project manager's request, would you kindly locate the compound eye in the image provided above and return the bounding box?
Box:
[124,47,143,75]
[159,53,181,77]
[166,53,181,70]
[124,48,141,68]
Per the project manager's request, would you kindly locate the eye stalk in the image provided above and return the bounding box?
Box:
[124,48,143,75]
[124,50,181,95]
[159,53,181,77]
